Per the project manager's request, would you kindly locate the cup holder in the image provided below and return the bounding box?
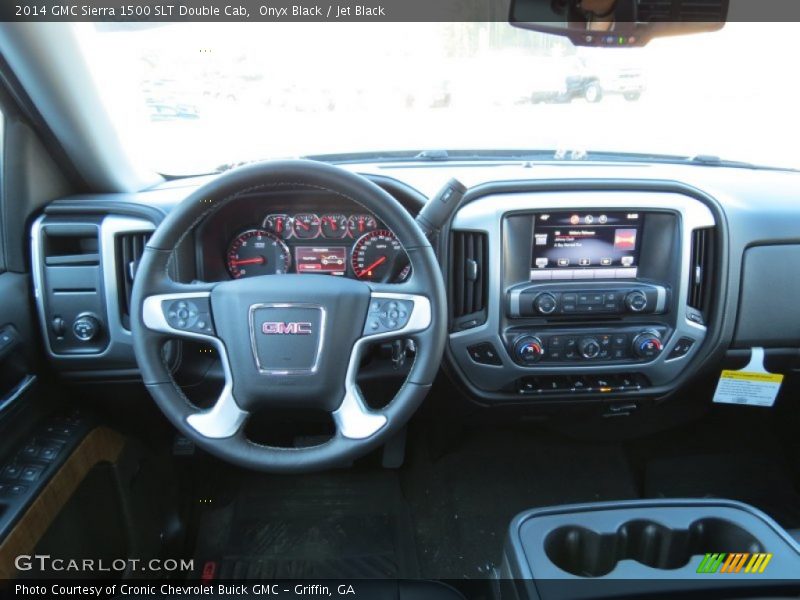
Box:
[544,518,765,577]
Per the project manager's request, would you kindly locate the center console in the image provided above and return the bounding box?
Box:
[500,499,800,600]
[447,191,717,402]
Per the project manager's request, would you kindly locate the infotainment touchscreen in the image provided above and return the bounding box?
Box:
[530,211,642,280]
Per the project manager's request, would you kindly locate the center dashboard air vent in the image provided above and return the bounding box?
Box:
[687,227,715,325]
[115,231,151,329]
[450,230,488,331]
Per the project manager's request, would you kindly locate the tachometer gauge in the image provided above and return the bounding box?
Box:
[226,229,291,279]
[262,214,292,239]
[351,229,411,283]
[320,214,348,239]
[347,214,378,237]
[292,213,321,239]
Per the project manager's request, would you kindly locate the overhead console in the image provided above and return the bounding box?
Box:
[447,191,717,403]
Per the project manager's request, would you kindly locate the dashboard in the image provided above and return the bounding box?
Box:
[196,190,411,283]
[29,162,800,416]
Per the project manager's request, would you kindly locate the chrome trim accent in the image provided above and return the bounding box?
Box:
[30,215,155,360]
[101,216,156,341]
[333,292,431,440]
[143,292,247,439]
[449,191,715,390]
[655,286,667,313]
[247,303,326,375]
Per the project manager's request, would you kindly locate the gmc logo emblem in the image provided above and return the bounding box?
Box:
[261,321,313,335]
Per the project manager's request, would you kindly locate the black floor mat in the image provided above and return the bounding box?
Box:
[193,470,419,578]
[644,453,800,528]
[403,426,639,579]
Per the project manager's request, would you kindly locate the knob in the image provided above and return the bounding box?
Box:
[534,293,558,315]
[514,336,545,365]
[625,290,648,313]
[72,315,100,342]
[632,331,663,359]
[578,337,601,359]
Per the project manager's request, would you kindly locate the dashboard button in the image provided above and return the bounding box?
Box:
[611,334,628,348]
[467,343,502,366]
[625,290,648,313]
[667,337,695,359]
[534,293,558,315]
[514,336,545,365]
[578,337,601,359]
[72,315,100,342]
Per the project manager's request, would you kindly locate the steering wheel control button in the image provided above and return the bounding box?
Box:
[467,342,502,366]
[667,336,696,359]
[632,331,664,359]
[72,315,100,342]
[164,298,215,335]
[365,298,414,335]
[514,336,545,365]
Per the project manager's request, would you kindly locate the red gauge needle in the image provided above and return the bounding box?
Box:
[230,257,265,266]
[358,255,387,278]
[276,220,283,233]
[328,218,337,231]
[296,220,310,230]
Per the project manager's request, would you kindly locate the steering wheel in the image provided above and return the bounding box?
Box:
[130,160,447,472]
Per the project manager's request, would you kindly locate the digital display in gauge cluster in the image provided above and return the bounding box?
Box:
[224,212,410,283]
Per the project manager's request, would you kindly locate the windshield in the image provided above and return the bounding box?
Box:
[74,21,798,175]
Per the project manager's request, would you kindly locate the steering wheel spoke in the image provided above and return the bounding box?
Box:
[332,289,433,440]
[142,286,249,439]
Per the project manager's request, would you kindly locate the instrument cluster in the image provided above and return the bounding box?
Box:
[225,212,411,283]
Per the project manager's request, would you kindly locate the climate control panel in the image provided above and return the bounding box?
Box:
[506,326,669,366]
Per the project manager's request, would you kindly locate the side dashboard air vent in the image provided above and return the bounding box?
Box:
[450,230,488,331]
[687,227,715,324]
[116,231,151,329]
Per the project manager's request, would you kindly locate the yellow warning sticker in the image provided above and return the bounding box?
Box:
[719,370,784,383]
[713,348,783,407]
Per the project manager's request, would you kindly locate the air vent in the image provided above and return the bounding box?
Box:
[687,227,715,323]
[450,231,488,330]
[116,231,151,329]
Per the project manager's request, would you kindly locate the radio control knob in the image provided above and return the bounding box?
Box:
[534,293,558,315]
[514,336,545,364]
[625,290,648,313]
[578,337,601,359]
[632,331,663,359]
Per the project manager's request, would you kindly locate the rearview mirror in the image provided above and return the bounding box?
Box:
[509,0,727,47]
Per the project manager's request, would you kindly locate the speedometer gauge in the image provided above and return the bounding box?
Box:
[351,229,411,282]
[226,229,291,279]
